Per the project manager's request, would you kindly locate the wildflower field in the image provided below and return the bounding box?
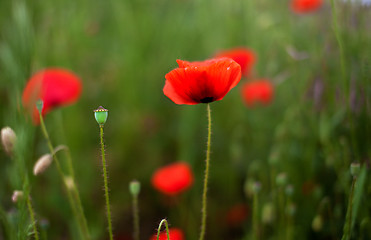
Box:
[0,0,370,239]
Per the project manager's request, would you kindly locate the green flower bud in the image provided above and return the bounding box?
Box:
[350,163,361,177]
[276,172,287,187]
[94,106,108,126]
[129,180,141,196]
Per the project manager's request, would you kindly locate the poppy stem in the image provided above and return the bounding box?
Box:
[26,195,39,240]
[199,103,212,240]
[341,176,357,240]
[38,113,91,240]
[156,219,170,240]
[99,125,114,240]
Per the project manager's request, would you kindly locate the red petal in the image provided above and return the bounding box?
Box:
[149,228,185,240]
[241,80,274,107]
[151,162,194,195]
[22,68,82,124]
[291,0,323,13]
[164,58,241,104]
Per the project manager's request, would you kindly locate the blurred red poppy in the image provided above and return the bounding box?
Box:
[214,48,256,76]
[241,80,273,107]
[22,68,82,124]
[164,58,241,105]
[150,228,184,240]
[291,0,323,13]
[151,162,194,196]
[225,203,249,227]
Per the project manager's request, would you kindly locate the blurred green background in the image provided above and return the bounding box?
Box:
[0,0,370,239]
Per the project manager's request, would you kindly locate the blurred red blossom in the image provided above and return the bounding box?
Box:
[163,58,241,105]
[150,228,185,240]
[151,162,194,196]
[241,80,274,107]
[225,203,249,227]
[22,68,82,124]
[214,48,256,76]
[291,0,323,13]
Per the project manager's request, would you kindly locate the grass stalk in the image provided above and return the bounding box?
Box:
[26,196,39,240]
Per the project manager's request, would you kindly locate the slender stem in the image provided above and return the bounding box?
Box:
[199,104,212,240]
[26,196,39,240]
[330,0,348,105]
[253,192,259,240]
[132,193,140,240]
[99,126,114,240]
[39,113,90,240]
[156,219,170,240]
[341,176,357,240]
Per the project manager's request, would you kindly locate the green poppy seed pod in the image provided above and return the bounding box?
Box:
[36,99,44,114]
[94,106,108,126]
[252,182,262,194]
[286,203,296,216]
[276,172,287,187]
[1,126,16,156]
[129,180,141,196]
[285,184,294,196]
[350,163,361,177]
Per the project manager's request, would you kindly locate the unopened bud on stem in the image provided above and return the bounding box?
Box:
[1,127,16,156]
[129,180,141,196]
[94,106,108,126]
[33,154,53,175]
[12,190,23,203]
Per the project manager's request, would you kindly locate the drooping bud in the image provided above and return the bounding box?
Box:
[33,154,53,175]
[94,106,108,126]
[12,190,24,203]
[129,180,141,196]
[1,126,16,156]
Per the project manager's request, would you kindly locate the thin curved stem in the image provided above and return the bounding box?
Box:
[157,219,170,240]
[199,104,212,240]
[99,126,114,240]
[26,196,39,240]
[39,113,90,240]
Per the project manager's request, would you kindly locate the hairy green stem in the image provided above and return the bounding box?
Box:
[199,104,212,240]
[341,177,357,240]
[132,193,139,240]
[99,126,114,240]
[26,196,39,240]
[39,113,90,240]
[157,219,170,240]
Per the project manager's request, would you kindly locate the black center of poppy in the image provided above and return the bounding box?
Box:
[200,97,214,103]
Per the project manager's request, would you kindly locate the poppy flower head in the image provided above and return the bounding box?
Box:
[241,80,274,107]
[150,228,184,240]
[151,162,194,196]
[291,0,323,13]
[22,68,82,124]
[214,48,256,76]
[164,58,241,105]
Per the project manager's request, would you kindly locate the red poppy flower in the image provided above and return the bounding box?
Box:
[163,58,241,105]
[22,68,82,124]
[291,0,323,13]
[151,162,194,196]
[150,228,184,240]
[214,48,256,76]
[225,203,249,227]
[241,80,273,107]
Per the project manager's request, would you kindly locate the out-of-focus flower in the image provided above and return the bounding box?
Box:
[33,154,53,175]
[225,203,249,227]
[214,48,256,76]
[150,228,184,240]
[241,80,274,107]
[164,58,241,105]
[151,162,194,195]
[22,68,82,124]
[1,126,16,156]
[291,0,323,13]
[12,190,23,203]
